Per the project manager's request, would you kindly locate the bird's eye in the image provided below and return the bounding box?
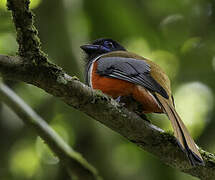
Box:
[104,41,114,49]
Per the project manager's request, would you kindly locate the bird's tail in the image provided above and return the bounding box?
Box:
[156,94,204,166]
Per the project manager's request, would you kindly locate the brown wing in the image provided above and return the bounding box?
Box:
[96,55,169,99]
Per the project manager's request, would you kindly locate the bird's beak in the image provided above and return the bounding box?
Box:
[80,44,100,53]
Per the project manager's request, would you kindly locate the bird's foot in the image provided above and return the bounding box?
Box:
[115,96,126,106]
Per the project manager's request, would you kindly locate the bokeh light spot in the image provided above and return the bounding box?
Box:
[0,33,17,54]
[29,0,41,9]
[150,50,179,80]
[174,82,213,137]
[181,37,202,54]
[0,0,6,10]
[0,0,41,10]
[9,141,40,178]
[125,37,151,58]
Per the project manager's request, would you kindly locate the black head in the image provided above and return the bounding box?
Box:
[81,38,126,60]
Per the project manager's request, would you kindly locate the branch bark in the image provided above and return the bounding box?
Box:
[0,55,215,180]
[7,0,46,62]
[2,0,215,180]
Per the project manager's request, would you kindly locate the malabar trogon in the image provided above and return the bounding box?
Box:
[81,38,204,166]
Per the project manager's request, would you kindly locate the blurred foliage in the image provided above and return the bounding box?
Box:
[0,0,215,179]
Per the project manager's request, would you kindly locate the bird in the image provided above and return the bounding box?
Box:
[80,38,204,166]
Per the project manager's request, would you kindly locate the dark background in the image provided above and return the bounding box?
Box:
[0,0,215,179]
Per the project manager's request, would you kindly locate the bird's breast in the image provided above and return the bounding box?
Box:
[90,61,134,98]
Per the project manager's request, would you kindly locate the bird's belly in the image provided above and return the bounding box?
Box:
[132,85,163,113]
[92,75,134,98]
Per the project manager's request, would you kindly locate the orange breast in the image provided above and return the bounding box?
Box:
[91,61,163,113]
[91,62,134,98]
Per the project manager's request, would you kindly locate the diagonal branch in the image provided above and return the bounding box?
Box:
[0,55,215,180]
[0,82,102,180]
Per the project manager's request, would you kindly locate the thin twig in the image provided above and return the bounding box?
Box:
[0,82,102,180]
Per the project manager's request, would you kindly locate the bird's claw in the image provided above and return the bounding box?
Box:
[115,96,126,106]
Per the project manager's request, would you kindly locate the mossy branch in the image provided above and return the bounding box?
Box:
[2,0,215,180]
[1,55,215,180]
[7,0,47,63]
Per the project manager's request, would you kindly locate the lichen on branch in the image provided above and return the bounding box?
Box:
[7,0,47,63]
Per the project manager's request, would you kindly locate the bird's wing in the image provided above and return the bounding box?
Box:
[97,56,169,99]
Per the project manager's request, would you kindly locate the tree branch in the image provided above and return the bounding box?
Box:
[3,0,215,179]
[7,0,46,62]
[0,82,101,180]
[0,55,215,180]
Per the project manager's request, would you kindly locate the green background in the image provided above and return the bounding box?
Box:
[0,0,215,179]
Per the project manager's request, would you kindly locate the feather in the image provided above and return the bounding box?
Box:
[155,94,204,166]
[96,56,169,99]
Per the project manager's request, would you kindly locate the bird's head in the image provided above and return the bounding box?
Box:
[81,38,126,60]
